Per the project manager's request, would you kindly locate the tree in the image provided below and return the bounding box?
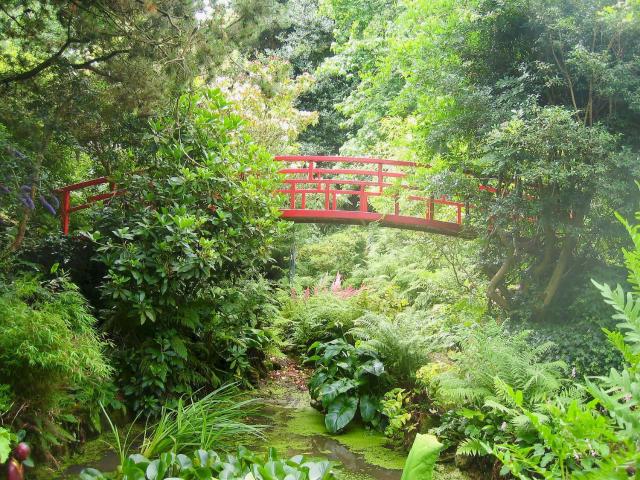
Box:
[321,0,640,315]
[0,0,281,255]
[212,55,318,154]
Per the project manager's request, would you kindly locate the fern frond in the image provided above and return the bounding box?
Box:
[457,438,491,457]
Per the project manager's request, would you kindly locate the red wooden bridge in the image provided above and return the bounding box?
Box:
[55,156,474,237]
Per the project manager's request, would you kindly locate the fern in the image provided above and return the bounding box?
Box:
[435,322,566,408]
[456,437,491,457]
[349,311,433,385]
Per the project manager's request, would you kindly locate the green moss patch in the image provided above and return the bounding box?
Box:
[282,406,406,471]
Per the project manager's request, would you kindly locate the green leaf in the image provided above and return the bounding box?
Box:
[319,379,357,406]
[325,394,358,433]
[0,427,11,463]
[359,394,379,423]
[171,337,188,359]
[357,359,384,377]
[78,468,107,479]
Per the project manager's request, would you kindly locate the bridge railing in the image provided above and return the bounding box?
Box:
[54,156,471,235]
[275,155,468,225]
[54,177,125,235]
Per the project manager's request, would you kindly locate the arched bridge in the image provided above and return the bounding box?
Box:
[55,156,473,237]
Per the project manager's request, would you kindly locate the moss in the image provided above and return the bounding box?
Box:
[287,406,327,435]
[329,425,406,471]
[334,468,377,480]
[434,464,475,479]
[30,433,116,479]
[282,407,406,471]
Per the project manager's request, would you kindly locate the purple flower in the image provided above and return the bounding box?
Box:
[20,194,35,210]
[48,194,60,209]
[0,183,9,194]
[39,195,56,215]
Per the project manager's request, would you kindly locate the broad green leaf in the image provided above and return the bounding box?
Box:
[359,394,379,423]
[325,394,358,433]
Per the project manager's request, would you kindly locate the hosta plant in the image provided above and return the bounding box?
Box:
[307,338,389,433]
[79,447,336,480]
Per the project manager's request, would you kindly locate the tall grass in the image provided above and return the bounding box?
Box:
[140,383,264,458]
[102,384,264,461]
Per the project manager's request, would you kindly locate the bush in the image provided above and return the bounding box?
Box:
[307,338,389,433]
[350,311,439,386]
[429,322,567,458]
[295,228,367,280]
[455,212,640,477]
[0,274,112,456]
[434,322,567,408]
[279,291,365,351]
[92,89,281,414]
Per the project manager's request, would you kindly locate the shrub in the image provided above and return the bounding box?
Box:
[380,388,414,444]
[296,228,367,280]
[279,291,365,351]
[307,338,389,433]
[350,311,438,386]
[0,274,112,455]
[429,322,566,458]
[434,322,566,408]
[92,89,282,414]
[474,212,640,477]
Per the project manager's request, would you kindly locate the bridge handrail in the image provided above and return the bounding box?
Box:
[54,156,473,236]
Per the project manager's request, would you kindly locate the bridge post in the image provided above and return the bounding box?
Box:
[324,183,330,210]
[427,196,434,221]
[60,190,71,235]
[290,182,296,209]
[359,186,368,212]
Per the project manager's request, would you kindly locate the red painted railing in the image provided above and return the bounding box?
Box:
[275,156,470,236]
[55,156,472,237]
[54,177,126,235]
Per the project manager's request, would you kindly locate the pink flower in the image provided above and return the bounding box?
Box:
[331,272,342,292]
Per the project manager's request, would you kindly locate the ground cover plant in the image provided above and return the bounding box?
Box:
[79,447,336,480]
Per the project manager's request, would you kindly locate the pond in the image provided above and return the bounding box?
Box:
[48,366,470,480]
[249,371,471,480]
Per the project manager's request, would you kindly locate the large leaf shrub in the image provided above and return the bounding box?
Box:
[92,89,283,414]
[80,447,336,480]
[307,338,389,433]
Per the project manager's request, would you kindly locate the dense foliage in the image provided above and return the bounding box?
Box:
[307,338,388,433]
[91,89,282,413]
[319,0,640,316]
[2,1,640,479]
[0,274,113,457]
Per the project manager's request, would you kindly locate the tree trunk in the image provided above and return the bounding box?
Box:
[538,235,577,311]
[486,234,515,311]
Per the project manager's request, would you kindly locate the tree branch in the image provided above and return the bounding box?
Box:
[0,38,73,85]
[67,49,130,69]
